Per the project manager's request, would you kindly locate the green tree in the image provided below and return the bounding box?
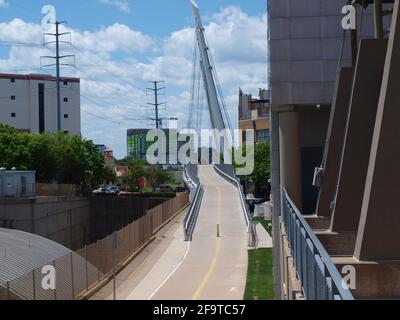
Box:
[103,166,117,184]
[252,142,270,185]
[127,161,145,191]
[154,168,171,186]
[0,125,107,188]
[234,142,270,196]
[0,125,31,170]
[27,133,57,182]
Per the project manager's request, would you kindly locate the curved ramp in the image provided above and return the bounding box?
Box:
[136,165,248,300]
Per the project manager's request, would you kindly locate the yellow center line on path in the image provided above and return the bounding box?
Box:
[192,184,222,300]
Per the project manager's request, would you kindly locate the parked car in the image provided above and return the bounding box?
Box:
[93,187,108,194]
[106,186,120,195]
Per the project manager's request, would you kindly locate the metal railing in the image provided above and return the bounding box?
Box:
[183,184,204,241]
[183,164,203,241]
[214,164,259,248]
[283,188,354,300]
[185,163,200,187]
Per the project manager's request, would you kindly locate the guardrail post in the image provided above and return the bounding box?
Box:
[70,253,75,300]
[85,245,89,292]
[53,260,57,300]
[32,270,36,300]
[7,281,10,300]
[113,241,116,301]
[96,240,100,282]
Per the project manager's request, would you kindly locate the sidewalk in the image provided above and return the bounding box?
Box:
[255,223,273,249]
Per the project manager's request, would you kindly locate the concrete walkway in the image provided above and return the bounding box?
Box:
[92,165,249,300]
[149,165,249,300]
[255,223,273,249]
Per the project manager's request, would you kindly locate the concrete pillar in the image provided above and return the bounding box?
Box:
[330,39,388,232]
[316,67,354,217]
[279,112,302,211]
[355,0,400,260]
[270,110,282,299]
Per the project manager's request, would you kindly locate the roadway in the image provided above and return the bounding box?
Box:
[120,165,249,300]
[92,165,249,300]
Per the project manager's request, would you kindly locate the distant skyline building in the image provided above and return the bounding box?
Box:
[127,128,185,164]
[238,88,269,145]
[127,129,156,161]
[0,73,81,135]
[96,144,107,156]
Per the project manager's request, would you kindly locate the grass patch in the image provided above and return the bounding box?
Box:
[244,248,275,300]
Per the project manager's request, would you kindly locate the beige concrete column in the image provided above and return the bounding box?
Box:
[316,67,354,217]
[355,0,400,260]
[330,39,388,233]
[279,112,302,211]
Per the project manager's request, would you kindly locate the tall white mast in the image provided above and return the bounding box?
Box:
[191,0,232,160]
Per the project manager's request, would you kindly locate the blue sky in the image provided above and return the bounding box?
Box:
[0,0,268,158]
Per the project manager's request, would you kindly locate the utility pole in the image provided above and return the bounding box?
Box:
[374,0,384,39]
[147,81,166,129]
[41,21,75,132]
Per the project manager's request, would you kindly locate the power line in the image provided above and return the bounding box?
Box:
[71,65,147,110]
[69,86,148,122]
[70,44,146,95]
[0,41,43,47]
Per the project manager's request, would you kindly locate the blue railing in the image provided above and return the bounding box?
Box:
[283,188,354,300]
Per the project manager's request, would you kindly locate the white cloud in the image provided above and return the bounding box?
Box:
[0,6,268,158]
[97,0,130,13]
[72,23,154,53]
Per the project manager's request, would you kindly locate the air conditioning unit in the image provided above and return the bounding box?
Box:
[0,171,36,198]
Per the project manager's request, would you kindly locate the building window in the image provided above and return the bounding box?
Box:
[256,129,270,143]
[63,81,68,86]
[63,97,68,102]
[64,114,69,119]
[38,83,45,133]
[11,113,16,118]
[11,96,16,100]
[10,78,16,83]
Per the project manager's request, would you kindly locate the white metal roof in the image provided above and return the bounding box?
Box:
[0,228,71,285]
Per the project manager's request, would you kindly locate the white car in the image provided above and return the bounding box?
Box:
[106,186,120,195]
[93,187,107,194]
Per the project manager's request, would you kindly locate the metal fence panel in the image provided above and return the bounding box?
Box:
[8,271,34,300]
[3,192,189,300]
[53,254,73,300]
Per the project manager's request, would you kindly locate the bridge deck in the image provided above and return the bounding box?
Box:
[122,165,248,300]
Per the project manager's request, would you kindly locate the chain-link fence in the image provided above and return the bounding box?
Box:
[1,192,189,300]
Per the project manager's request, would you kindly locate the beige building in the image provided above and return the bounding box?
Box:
[270,0,399,300]
[0,73,81,135]
[238,88,269,145]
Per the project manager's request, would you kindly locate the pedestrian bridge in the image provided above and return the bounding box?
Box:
[119,165,255,300]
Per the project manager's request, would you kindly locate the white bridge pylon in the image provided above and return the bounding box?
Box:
[191,0,234,161]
